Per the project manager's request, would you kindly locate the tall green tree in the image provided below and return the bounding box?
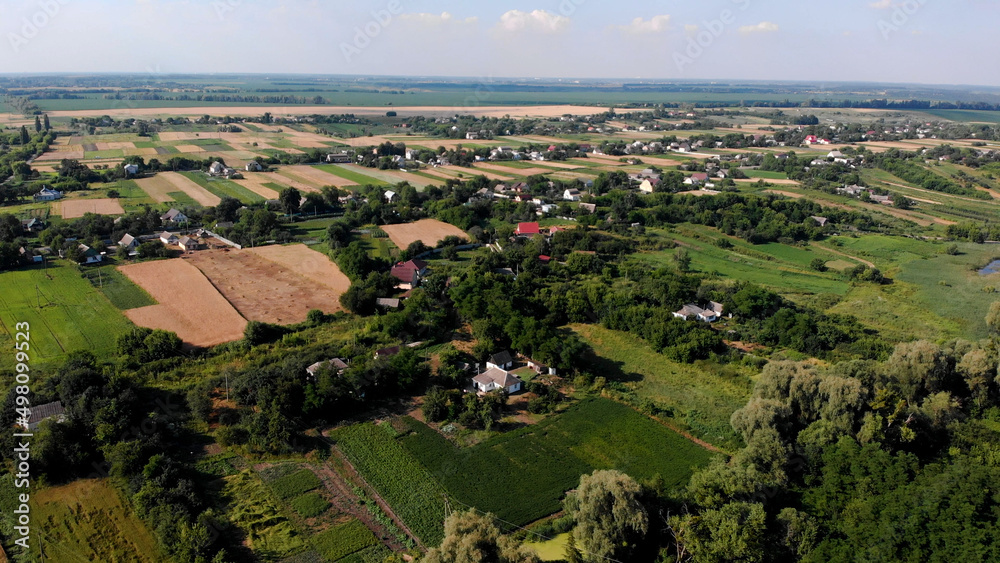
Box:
[19,126,29,145]
[566,470,649,562]
[279,187,301,215]
[423,510,539,563]
[34,115,41,133]
[43,113,50,131]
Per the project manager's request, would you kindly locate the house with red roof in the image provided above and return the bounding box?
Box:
[515,222,541,237]
[390,259,428,290]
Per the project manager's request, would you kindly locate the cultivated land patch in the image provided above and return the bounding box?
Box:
[119,259,247,347]
[246,244,351,294]
[135,174,182,203]
[0,263,132,368]
[24,479,159,562]
[152,171,222,206]
[56,198,126,218]
[396,398,714,526]
[231,173,281,199]
[381,219,468,249]
[185,246,346,324]
[280,165,358,189]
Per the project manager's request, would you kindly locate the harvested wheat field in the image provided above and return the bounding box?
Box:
[175,144,207,153]
[120,260,247,347]
[57,198,126,218]
[149,172,221,206]
[247,244,351,292]
[383,219,468,249]
[185,247,346,324]
[281,165,358,188]
[635,156,684,167]
[232,174,281,199]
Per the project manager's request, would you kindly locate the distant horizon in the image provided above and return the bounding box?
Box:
[1,1,995,86]
[2,73,999,94]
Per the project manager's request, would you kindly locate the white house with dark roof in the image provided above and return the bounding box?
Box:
[161,209,189,224]
[119,233,139,250]
[34,187,63,202]
[487,350,514,371]
[473,367,523,394]
[673,302,725,323]
[306,358,348,379]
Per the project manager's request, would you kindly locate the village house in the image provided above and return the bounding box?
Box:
[123,163,140,176]
[326,153,352,164]
[390,259,428,290]
[20,401,66,431]
[515,222,541,237]
[118,234,139,251]
[673,302,725,323]
[178,236,201,252]
[160,208,189,224]
[306,358,348,379]
[376,297,402,310]
[209,161,227,176]
[487,350,514,371]
[245,161,264,172]
[578,203,597,214]
[22,218,45,233]
[159,231,179,245]
[473,367,523,394]
[384,190,397,203]
[684,173,709,186]
[639,178,660,194]
[34,187,63,202]
[76,244,103,265]
[563,188,582,202]
[810,216,829,227]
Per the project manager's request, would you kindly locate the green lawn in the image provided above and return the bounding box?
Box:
[397,398,714,527]
[0,263,134,369]
[177,171,265,203]
[166,191,197,206]
[315,164,390,187]
[572,324,750,450]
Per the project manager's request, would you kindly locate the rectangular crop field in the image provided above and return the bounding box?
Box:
[18,479,159,562]
[397,398,714,526]
[119,259,247,347]
[381,219,468,249]
[0,263,133,368]
[186,245,348,324]
[223,470,306,558]
[178,171,265,203]
[281,165,360,189]
[332,422,447,545]
[56,198,126,219]
[315,164,390,187]
[147,172,222,207]
[311,520,379,561]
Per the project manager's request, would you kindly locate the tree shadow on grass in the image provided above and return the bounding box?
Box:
[578,346,642,384]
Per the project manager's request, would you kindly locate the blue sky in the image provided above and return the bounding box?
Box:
[1,0,996,86]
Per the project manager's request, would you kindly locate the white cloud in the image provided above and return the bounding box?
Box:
[870,0,894,9]
[684,24,700,35]
[617,15,671,35]
[497,10,570,34]
[399,12,478,26]
[739,21,779,35]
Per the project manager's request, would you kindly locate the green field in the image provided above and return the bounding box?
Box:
[397,398,714,527]
[743,170,789,180]
[81,266,157,310]
[178,171,266,203]
[314,164,390,187]
[332,422,448,545]
[312,520,379,561]
[640,227,850,297]
[573,324,750,450]
[4,478,160,562]
[923,109,1000,123]
[0,263,134,369]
